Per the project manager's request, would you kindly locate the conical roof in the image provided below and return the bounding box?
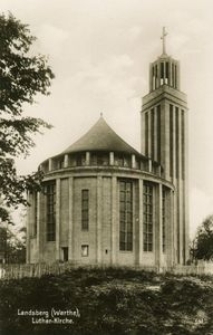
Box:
[62,116,140,156]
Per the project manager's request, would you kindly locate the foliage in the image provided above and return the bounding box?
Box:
[0,226,26,263]
[6,227,26,263]
[194,215,213,261]
[0,12,54,225]
[0,267,213,335]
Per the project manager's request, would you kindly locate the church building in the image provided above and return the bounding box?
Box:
[27,29,189,268]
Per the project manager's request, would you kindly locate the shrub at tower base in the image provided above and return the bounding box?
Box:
[0,267,213,335]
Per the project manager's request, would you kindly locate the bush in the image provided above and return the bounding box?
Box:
[1,267,213,335]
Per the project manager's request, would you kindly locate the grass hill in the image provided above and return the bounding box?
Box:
[0,267,213,335]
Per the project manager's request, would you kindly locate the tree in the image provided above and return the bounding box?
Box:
[6,227,26,264]
[0,12,54,225]
[194,215,213,261]
[0,226,26,264]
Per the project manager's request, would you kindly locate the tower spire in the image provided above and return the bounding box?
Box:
[161,27,168,55]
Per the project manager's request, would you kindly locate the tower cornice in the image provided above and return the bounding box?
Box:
[142,85,188,112]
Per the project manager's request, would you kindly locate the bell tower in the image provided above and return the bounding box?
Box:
[141,28,189,264]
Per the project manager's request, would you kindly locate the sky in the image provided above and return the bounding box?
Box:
[2,0,213,239]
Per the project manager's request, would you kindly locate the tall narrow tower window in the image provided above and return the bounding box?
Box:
[155,64,158,89]
[162,188,166,253]
[46,181,56,241]
[166,62,169,83]
[82,190,89,230]
[145,113,149,156]
[160,62,164,85]
[172,64,175,88]
[143,182,153,252]
[181,110,185,180]
[170,104,174,177]
[119,181,133,251]
[152,66,155,90]
[151,109,155,160]
[175,65,177,88]
[175,107,179,178]
[157,105,161,162]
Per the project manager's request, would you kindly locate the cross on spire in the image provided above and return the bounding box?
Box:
[161,27,168,55]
